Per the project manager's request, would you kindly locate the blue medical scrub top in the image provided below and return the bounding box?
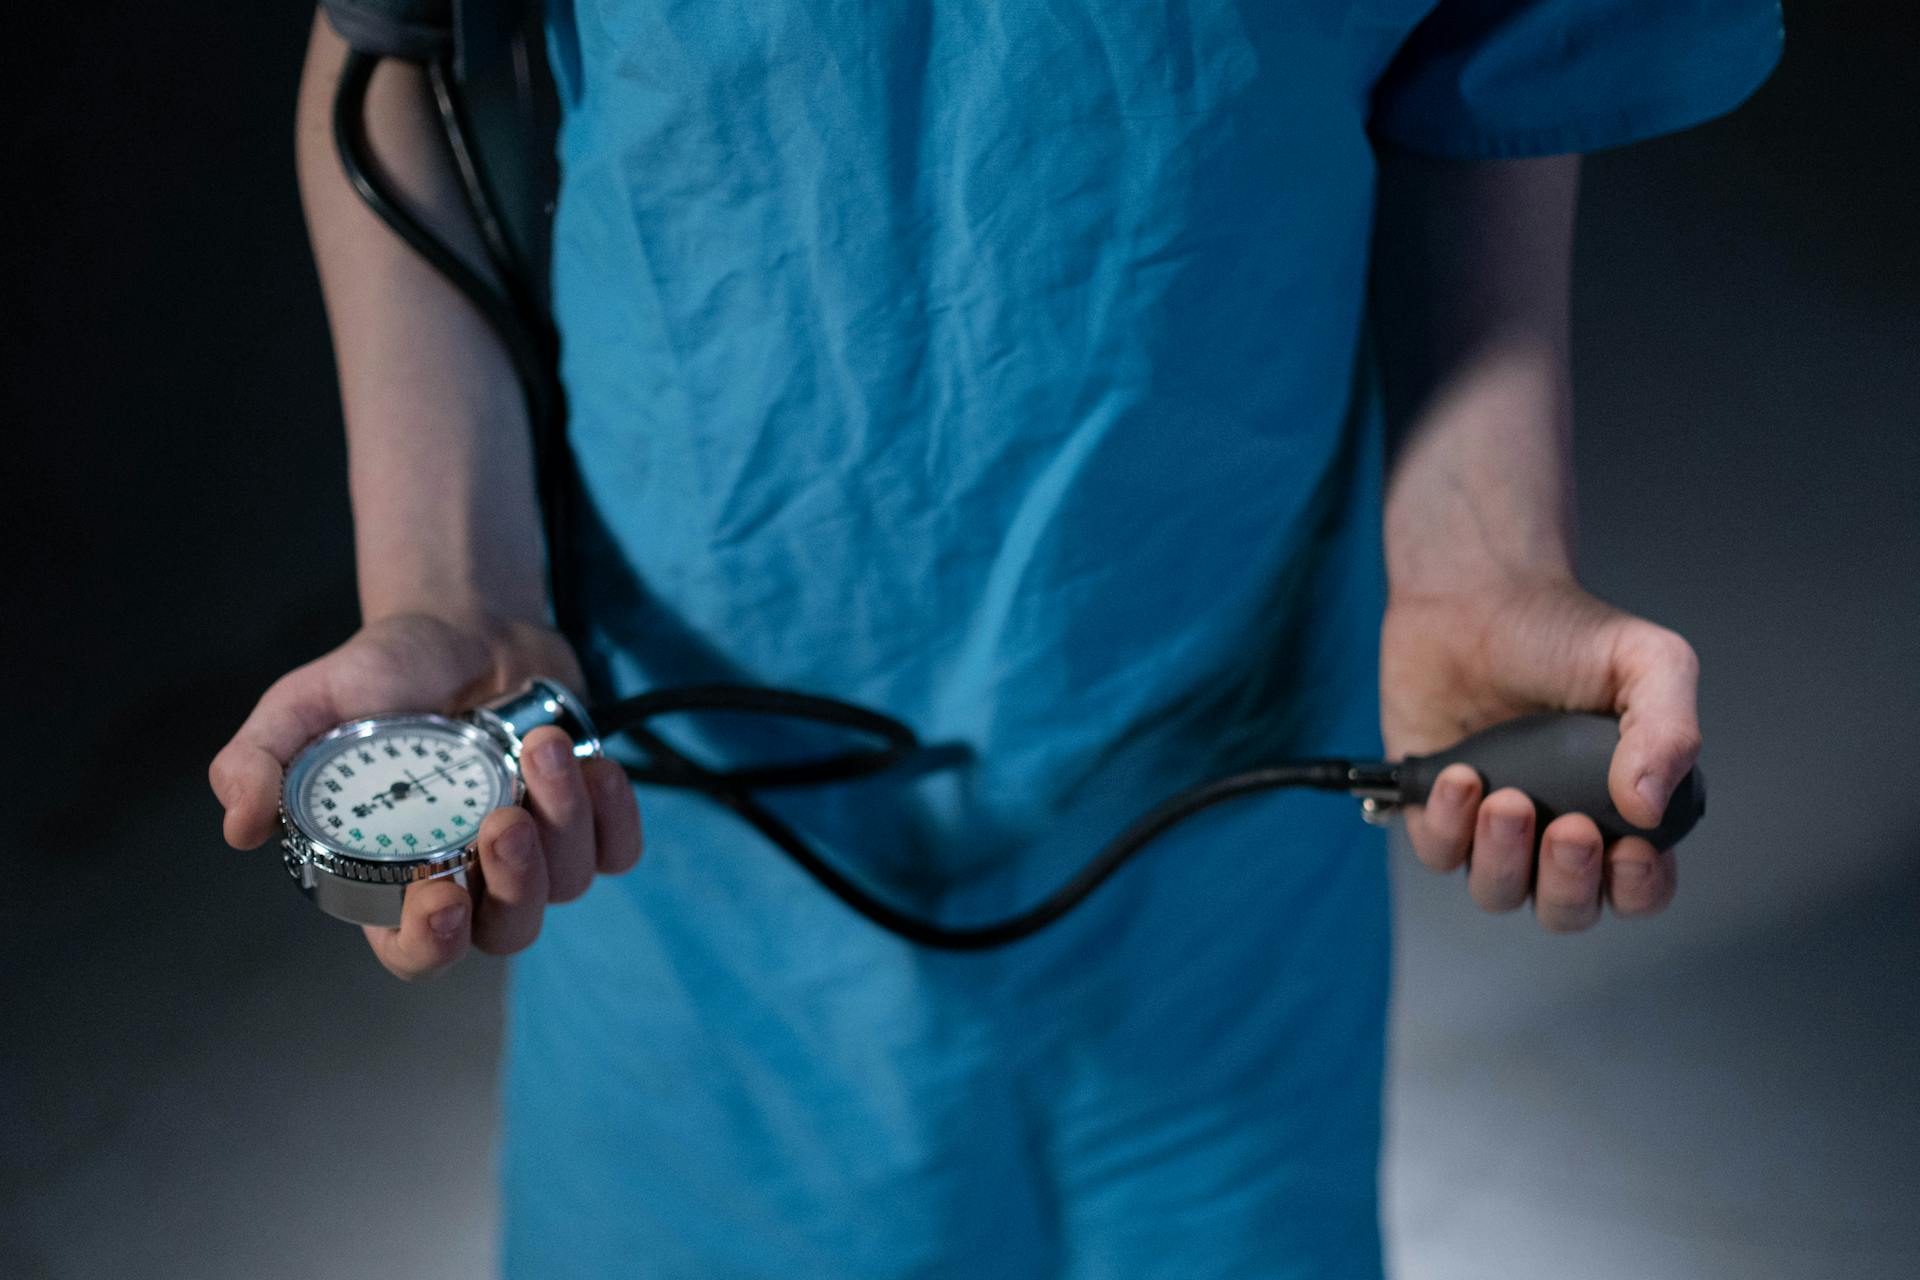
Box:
[503,3,1780,1275]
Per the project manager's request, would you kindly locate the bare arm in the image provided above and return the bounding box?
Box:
[295,11,547,626]
[1373,149,1580,595]
[1371,147,1701,932]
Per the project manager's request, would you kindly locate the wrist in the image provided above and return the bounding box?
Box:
[1384,450,1576,594]
[353,605,583,705]
[1385,565,1578,622]
[1385,539,1575,604]
[1383,336,1576,598]
[355,527,552,635]
[359,594,553,655]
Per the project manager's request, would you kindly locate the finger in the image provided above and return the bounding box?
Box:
[1407,763,1481,873]
[209,665,347,849]
[584,757,644,875]
[521,726,595,903]
[363,876,471,981]
[472,807,548,954]
[1467,787,1536,913]
[1605,836,1677,918]
[1534,812,1604,933]
[1606,625,1703,830]
[208,741,287,850]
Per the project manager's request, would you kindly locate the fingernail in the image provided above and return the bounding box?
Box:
[1550,836,1597,874]
[497,821,536,870]
[1636,772,1671,818]
[429,905,468,939]
[1490,811,1527,843]
[1612,858,1653,883]
[532,737,572,776]
[1434,775,1467,811]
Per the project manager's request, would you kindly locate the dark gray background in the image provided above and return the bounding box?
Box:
[4,3,1915,1276]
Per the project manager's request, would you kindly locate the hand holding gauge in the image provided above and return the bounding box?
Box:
[277,688,592,927]
[210,614,645,981]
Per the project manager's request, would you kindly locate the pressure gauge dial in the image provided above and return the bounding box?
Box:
[279,678,599,926]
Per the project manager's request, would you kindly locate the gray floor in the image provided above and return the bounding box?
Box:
[1385,850,1920,1279]
[4,7,1916,1278]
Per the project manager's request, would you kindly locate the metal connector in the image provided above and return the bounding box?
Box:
[1346,762,1402,827]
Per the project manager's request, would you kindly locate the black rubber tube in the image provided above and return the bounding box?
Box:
[602,684,1361,951]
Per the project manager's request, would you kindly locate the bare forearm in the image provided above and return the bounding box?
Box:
[1372,148,1581,597]
[296,12,547,626]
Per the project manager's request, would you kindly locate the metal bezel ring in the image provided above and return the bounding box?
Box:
[283,827,481,885]
[280,712,521,875]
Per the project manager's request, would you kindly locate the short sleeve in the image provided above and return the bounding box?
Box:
[1369,0,1784,159]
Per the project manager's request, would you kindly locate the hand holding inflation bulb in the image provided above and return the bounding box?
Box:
[1395,712,1705,850]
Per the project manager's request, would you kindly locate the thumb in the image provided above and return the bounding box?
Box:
[209,662,352,849]
[1604,621,1704,832]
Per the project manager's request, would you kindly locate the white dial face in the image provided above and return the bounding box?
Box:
[289,718,513,861]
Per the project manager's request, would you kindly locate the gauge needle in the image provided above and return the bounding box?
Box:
[421,758,480,788]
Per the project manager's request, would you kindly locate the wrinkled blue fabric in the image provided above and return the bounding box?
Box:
[502,3,1781,1275]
